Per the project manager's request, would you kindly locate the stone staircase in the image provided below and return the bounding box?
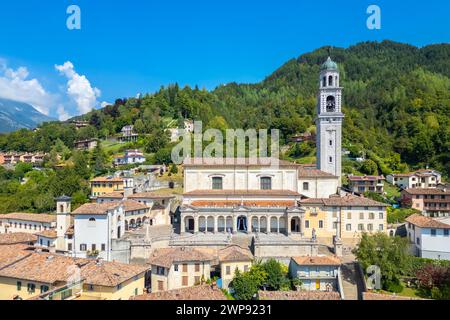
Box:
[231,234,253,250]
[340,262,362,300]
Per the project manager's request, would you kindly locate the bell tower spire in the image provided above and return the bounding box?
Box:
[316,57,344,183]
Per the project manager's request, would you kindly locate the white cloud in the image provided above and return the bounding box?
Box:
[56,104,70,121]
[0,60,54,115]
[101,101,112,108]
[55,61,101,115]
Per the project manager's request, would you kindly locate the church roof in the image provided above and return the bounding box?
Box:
[321,57,338,71]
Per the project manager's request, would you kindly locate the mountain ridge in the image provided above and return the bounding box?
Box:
[0,98,56,133]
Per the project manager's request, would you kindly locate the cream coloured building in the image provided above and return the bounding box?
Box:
[0,245,149,300]
[148,247,212,293]
[0,213,56,234]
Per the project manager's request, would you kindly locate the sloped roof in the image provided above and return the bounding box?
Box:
[184,189,301,197]
[259,290,340,300]
[0,213,56,223]
[36,230,57,239]
[72,202,119,215]
[218,245,253,262]
[148,247,213,268]
[183,157,297,168]
[405,214,450,229]
[298,165,337,178]
[300,194,388,207]
[0,233,37,245]
[131,284,226,300]
[128,192,175,200]
[292,255,341,266]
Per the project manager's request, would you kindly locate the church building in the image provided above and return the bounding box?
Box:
[179,57,387,241]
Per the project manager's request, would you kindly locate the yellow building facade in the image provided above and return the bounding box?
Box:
[90,177,124,197]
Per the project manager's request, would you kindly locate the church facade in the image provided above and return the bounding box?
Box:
[179,58,387,241]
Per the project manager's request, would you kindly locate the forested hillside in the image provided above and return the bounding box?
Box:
[1,40,449,179]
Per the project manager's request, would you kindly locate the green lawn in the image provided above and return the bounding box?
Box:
[378,281,423,299]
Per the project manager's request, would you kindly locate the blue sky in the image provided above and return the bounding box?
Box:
[0,0,449,119]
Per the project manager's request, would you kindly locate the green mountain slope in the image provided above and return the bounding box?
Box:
[1,40,449,177]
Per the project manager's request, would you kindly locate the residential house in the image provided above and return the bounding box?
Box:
[217,245,253,290]
[128,192,175,226]
[405,214,450,260]
[289,255,341,291]
[119,125,139,143]
[299,195,388,240]
[71,202,125,261]
[401,188,450,217]
[114,149,146,166]
[347,175,385,194]
[0,246,149,300]
[74,139,98,151]
[90,176,125,197]
[387,169,441,189]
[148,247,212,293]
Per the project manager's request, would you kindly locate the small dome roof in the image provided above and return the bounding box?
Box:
[56,195,72,202]
[321,57,338,71]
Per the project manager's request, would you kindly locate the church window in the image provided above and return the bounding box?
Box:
[322,77,326,87]
[305,220,310,229]
[303,182,309,191]
[328,75,333,86]
[260,177,272,190]
[329,157,333,163]
[346,224,351,231]
[212,177,223,190]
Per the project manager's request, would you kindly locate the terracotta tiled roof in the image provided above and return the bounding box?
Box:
[128,192,175,200]
[0,245,33,269]
[72,202,119,215]
[131,284,227,300]
[292,255,341,266]
[258,291,341,300]
[0,233,37,245]
[36,230,58,239]
[183,157,297,167]
[0,213,57,223]
[0,250,149,287]
[190,200,296,208]
[298,165,337,178]
[405,214,450,229]
[363,292,426,300]
[81,260,149,287]
[0,253,89,284]
[402,188,450,195]
[184,189,301,197]
[218,245,253,262]
[300,194,388,207]
[97,192,124,199]
[148,247,213,268]
[348,175,384,181]
[119,200,150,212]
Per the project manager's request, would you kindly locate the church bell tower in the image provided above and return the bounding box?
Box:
[316,57,344,183]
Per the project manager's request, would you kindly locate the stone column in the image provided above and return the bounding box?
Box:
[266,215,270,234]
[287,215,291,236]
[247,216,252,233]
[214,217,218,234]
[277,217,280,234]
[194,216,199,234]
[180,215,185,234]
[233,215,238,234]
